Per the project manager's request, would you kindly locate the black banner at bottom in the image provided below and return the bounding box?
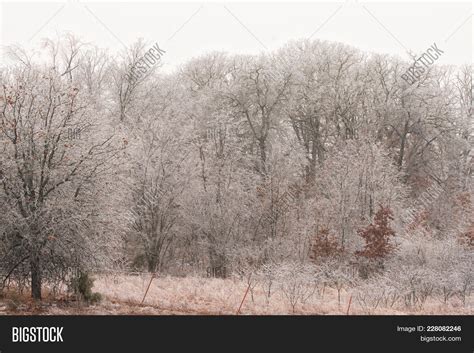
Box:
[0,315,472,353]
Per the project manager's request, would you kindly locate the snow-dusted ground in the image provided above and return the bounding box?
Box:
[1,274,472,315]
[92,274,473,315]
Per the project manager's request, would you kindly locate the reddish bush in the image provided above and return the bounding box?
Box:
[456,192,471,209]
[310,227,343,262]
[356,205,396,260]
[460,224,474,248]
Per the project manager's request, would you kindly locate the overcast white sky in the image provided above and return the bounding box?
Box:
[1,1,472,72]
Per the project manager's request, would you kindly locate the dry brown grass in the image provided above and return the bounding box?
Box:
[1,274,472,315]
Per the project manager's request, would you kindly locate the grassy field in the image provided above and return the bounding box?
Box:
[1,274,472,315]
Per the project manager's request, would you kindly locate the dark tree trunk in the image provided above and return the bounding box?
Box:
[147,255,158,273]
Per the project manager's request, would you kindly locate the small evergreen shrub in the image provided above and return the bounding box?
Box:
[70,272,102,304]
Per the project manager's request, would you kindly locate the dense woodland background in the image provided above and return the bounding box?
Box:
[0,36,472,311]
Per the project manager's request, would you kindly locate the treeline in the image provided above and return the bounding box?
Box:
[0,36,472,300]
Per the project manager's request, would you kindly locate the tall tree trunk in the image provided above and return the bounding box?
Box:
[259,139,267,176]
[397,121,409,170]
[147,250,159,273]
